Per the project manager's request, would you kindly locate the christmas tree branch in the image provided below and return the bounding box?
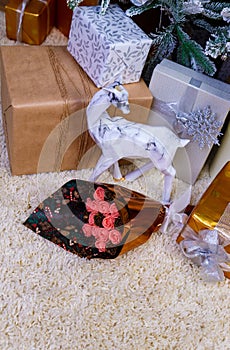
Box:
[100,0,111,15]
[192,19,215,33]
[176,26,216,75]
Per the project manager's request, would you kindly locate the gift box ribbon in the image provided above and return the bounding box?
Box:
[16,0,50,42]
[153,77,201,119]
[160,185,192,235]
[180,203,230,282]
[102,45,128,86]
[42,47,71,172]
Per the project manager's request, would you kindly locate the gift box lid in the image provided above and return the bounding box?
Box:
[1,45,153,109]
[6,0,51,15]
[0,45,96,109]
[152,59,230,101]
[75,5,151,44]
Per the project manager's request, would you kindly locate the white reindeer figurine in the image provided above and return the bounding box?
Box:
[86,81,189,204]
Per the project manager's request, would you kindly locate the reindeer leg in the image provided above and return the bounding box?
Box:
[162,165,176,205]
[112,161,125,181]
[90,155,118,182]
[125,161,154,181]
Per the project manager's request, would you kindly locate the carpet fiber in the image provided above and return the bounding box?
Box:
[0,11,230,350]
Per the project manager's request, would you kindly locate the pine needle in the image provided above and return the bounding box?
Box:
[176,26,217,76]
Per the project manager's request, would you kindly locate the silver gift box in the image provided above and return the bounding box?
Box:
[148,59,230,184]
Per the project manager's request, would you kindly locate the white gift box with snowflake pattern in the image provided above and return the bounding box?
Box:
[67,4,152,87]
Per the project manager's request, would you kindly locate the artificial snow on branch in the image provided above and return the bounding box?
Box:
[66,0,230,82]
[67,0,84,10]
[205,27,230,59]
[125,0,220,80]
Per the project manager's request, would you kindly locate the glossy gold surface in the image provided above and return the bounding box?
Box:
[5,0,55,44]
[177,162,230,278]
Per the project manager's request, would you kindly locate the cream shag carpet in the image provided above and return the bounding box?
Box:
[0,11,230,350]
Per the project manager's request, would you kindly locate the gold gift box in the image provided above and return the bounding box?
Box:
[177,162,230,279]
[5,0,55,45]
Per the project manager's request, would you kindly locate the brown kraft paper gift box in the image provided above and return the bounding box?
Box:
[0,46,153,176]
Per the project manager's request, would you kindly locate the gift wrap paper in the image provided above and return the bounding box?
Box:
[24,179,165,259]
[149,59,230,184]
[5,0,55,44]
[209,120,230,180]
[177,162,230,278]
[67,4,152,87]
[0,46,153,176]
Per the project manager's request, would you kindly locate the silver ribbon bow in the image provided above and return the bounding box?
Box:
[153,75,223,150]
[180,227,230,282]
